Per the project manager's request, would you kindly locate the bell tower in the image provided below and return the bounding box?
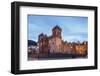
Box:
[52,25,62,38]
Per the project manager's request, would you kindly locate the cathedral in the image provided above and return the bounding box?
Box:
[38,25,87,55]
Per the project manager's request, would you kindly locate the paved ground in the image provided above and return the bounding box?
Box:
[28,53,87,61]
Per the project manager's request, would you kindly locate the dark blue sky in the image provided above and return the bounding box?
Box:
[28,15,88,42]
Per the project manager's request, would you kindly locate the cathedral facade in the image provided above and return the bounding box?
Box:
[38,26,63,54]
[38,25,87,55]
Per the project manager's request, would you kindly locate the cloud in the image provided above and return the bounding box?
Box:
[28,23,44,41]
[28,15,88,42]
[63,34,87,42]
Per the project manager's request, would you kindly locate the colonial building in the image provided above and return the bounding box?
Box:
[75,41,88,55]
[38,25,88,55]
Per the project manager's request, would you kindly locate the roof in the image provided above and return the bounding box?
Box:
[52,25,62,31]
